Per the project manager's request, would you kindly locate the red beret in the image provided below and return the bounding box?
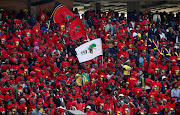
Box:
[149,49,154,52]
[141,53,145,56]
[135,73,139,77]
[132,62,136,66]
[155,59,158,62]
[135,67,140,71]
[2,72,7,76]
[37,98,43,102]
[30,71,35,75]
[39,90,43,93]
[2,65,7,70]
[35,63,40,67]
[172,61,176,65]
[31,92,35,96]
[46,108,52,113]
[72,101,76,106]
[37,102,42,105]
[158,98,161,102]
[137,41,141,45]
[132,59,136,62]
[171,98,176,101]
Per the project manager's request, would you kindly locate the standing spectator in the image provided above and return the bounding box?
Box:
[171,83,180,102]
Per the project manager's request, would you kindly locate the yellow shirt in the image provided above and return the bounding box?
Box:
[123,65,131,75]
[75,74,83,86]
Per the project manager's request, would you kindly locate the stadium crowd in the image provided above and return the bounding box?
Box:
[0,7,180,115]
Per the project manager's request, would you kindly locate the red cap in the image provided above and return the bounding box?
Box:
[170,41,173,44]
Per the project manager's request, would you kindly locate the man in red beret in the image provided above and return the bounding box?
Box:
[97,94,105,112]
[0,72,7,86]
[166,98,176,114]
[127,74,137,90]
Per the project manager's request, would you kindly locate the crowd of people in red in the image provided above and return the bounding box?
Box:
[0,7,180,115]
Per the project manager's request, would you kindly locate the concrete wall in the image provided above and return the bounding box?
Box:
[0,0,73,16]
[0,0,29,14]
[36,0,73,17]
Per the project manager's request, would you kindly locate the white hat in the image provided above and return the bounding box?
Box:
[162,76,167,80]
[86,106,91,109]
[126,60,130,63]
[174,46,179,49]
[119,94,124,97]
[133,32,138,37]
[94,91,98,94]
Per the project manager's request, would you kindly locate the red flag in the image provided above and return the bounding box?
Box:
[69,17,86,41]
[39,10,47,22]
[50,2,75,24]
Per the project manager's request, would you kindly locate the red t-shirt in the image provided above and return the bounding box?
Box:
[76,103,84,112]
[0,106,5,114]
[104,103,114,115]
[149,91,159,102]
[115,106,124,115]
[152,81,162,91]
[122,103,133,115]
[132,87,142,98]
[20,104,27,113]
[167,102,175,112]
[127,76,138,89]
[97,98,106,110]
[149,107,159,114]
[86,111,97,115]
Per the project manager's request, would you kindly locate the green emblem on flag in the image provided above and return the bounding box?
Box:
[88,43,96,54]
[65,15,71,20]
[75,24,80,32]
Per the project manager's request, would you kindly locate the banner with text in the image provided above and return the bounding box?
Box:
[75,38,103,63]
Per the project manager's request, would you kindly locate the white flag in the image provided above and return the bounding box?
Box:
[75,38,103,63]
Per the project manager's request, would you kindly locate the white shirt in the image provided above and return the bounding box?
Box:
[171,88,180,102]
[153,14,161,22]
[107,74,113,80]
[159,33,167,40]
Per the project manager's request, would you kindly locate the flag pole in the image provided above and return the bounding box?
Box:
[47,20,50,30]
[102,55,103,65]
